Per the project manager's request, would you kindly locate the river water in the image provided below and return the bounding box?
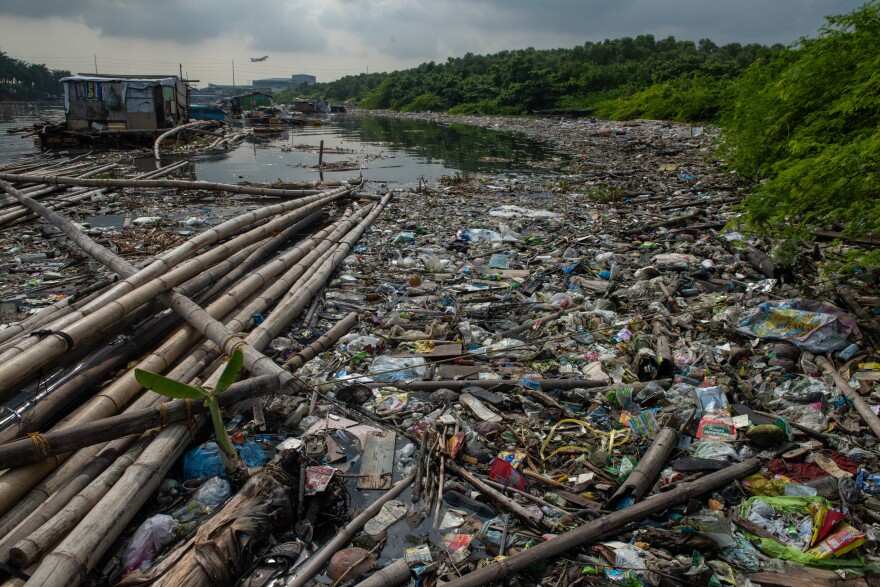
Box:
[0,102,566,188]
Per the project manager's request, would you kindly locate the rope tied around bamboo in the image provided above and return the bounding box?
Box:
[28,433,52,459]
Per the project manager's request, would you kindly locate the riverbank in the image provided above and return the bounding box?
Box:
[0,110,878,586]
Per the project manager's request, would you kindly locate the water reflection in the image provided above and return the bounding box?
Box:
[0,107,567,189]
[192,114,568,188]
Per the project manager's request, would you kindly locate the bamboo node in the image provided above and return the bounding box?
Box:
[28,432,52,458]
[160,402,168,428]
[185,399,192,424]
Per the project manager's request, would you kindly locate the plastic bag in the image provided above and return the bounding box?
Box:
[678,509,735,548]
[689,438,741,462]
[456,228,502,243]
[121,514,178,574]
[183,442,225,482]
[192,476,231,509]
[367,356,427,383]
[236,439,266,467]
[736,300,861,352]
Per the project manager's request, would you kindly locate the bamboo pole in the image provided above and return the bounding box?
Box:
[0,307,177,443]
[817,355,880,439]
[0,221,333,510]
[0,443,107,537]
[0,160,191,229]
[0,376,280,467]
[285,312,358,371]
[12,197,388,586]
[287,472,416,587]
[0,172,328,198]
[0,192,343,398]
[22,421,197,587]
[8,439,150,568]
[443,459,761,587]
[606,427,678,508]
[154,122,212,160]
[444,462,539,527]
[0,440,134,565]
[0,207,355,513]
[352,559,409,587]
[0,182,356,356]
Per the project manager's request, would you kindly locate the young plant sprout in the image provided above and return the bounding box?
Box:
[135,348,244,468]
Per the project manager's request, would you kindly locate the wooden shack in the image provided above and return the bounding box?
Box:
[60,74,189,132]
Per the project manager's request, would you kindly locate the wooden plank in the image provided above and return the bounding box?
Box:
[437,364,482,379]
[390,343,462,360]
[745,570,869,587]
[358,430,396,490]
[459,393,502,422]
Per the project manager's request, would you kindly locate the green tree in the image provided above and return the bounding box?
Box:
[723,0,880,265]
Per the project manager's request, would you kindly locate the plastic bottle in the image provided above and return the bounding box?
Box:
[803,476,839,498]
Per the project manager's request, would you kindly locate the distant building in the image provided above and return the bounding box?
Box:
[290,74,316,86]
[251,74,316,93]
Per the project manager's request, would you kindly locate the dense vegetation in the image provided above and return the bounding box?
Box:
[293,38,776,118]
[284,1,878,266]
[0,52,69,99]
[721,1,880,264]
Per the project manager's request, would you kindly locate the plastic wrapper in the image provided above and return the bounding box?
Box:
[856,469,880,495]
[689,438,741,462]
[720,535,761,572]
[807,523,866,559]
[735,300,861,352]
[678,509,735,548]
[455,228,502,242]
[367,355,427,382]
[121,514,179,574]
[693,385,728,415]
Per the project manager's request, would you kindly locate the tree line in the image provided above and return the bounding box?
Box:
[0,52,70,99]
[289,1,878,266]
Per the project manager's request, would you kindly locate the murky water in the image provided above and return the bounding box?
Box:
[0,104,567,188]
[0,102,65,163]
[192,114,567,188]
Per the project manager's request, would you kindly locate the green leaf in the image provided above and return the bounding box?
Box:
[134,369,205,400]
[215,347,244,394]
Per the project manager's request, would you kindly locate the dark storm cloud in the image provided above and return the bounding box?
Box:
[0,0,866,59]
[0,0,329,52]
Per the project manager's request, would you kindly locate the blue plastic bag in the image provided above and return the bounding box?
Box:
[236,439,267,467]
[183,442,225,482]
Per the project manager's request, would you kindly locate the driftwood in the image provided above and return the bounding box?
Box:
[817,356,880,439]
[442,458,761,587]
[287,472,416,587]
[114,459,296,587]
[606,427,677,508]
[444,461,540,527]
[353,559,410,587]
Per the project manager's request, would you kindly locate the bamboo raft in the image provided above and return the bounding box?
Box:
[0,148,384,586]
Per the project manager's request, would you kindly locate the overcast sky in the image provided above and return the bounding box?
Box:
[0,0,864,87]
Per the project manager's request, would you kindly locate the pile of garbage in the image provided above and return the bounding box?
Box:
[0,115,879,587]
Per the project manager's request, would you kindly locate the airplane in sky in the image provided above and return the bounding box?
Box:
[250,56,269,62]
